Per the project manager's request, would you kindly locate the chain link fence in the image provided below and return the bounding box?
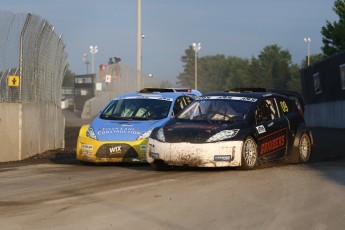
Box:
[0,11,67,105]
[101,63,166,91]
[98,63,161,94]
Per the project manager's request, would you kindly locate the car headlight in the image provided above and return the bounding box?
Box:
[137,129,153,140]
[156,127,166,142]
[86,127,98,140]
[206,129,239,142]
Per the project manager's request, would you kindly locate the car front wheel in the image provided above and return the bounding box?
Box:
[150,160,169,171]
[240,137,258,170]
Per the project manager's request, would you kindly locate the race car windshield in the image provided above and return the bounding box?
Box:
[100,98,172,120]
[178,99,252,121]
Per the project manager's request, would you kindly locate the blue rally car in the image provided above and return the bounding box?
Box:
[76,88,201,163]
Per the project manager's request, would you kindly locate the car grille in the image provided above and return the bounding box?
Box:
[96,144,139,159]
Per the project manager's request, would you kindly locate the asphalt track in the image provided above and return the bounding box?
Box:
[0,110,344,230]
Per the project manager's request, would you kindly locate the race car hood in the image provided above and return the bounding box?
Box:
[90,117,167,142]
[161,119,247,143]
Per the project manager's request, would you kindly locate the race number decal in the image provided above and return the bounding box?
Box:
[280,101,289,113]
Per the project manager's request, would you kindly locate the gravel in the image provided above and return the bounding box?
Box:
[0,127,81,166]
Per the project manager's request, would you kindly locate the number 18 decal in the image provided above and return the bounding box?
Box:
[280,101,289,113]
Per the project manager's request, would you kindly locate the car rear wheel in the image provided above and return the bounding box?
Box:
[297,133,312,163]
[240,137,258,170]
[150,160,169,171]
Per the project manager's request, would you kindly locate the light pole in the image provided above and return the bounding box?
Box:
[136,0,142,91]
[82,53,90,74]
[192,42,201,90]
[148,73,153,87]
[141,33,145,76]
[304,37,311,66]
[90,45,98,74]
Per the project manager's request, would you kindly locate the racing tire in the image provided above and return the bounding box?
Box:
[150,160,169,171]
[292,132,312,164]
[240,136,258,170]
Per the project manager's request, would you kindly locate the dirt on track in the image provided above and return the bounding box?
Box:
[0,127,81,166]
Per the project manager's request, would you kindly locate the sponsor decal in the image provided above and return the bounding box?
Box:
[267,122,274,127]
[256,125,266,134]
[97,127,141,135]
[109,146,122,155]
[119,96,173,101]
[140,145,147,152]
[214,155,232,161]
[81,144,93,155]
[197,96,257,102]
[259,128,287,156]
[120,123,133,127]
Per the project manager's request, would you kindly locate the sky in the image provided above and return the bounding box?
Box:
[2,0,338,82]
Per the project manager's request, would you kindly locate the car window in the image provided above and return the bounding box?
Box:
[184,96,193,105]
[255,98,278,124]
[100,98,172,120]
[178,98,253,121]
[172,96,193,116]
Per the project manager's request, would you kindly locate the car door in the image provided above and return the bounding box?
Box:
[255,97,289,161]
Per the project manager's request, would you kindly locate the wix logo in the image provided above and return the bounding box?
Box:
[109,146,122,154]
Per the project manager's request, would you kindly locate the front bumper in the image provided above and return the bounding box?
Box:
[76,136,148,163]
[146,139,243,167]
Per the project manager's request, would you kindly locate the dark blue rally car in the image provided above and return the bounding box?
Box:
[146,90,313,170]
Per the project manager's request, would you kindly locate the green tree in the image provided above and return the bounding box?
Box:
[159,80,175,88]
[300,53,324,68]
[321,0,345,56]
[176,46,196,88]
[62,68,75,87]
[177,47,251,93]
[256,44,292,89]
[198,54,230,93]
[247,57,266,88]
[224,56,250,90]
[286,64,302,93]
[177,44,304,93]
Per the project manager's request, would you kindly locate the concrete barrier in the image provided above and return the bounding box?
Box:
[81,92,118,120]
[0,102,64,162]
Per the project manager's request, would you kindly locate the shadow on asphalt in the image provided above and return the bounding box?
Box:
[309,127,345,162]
